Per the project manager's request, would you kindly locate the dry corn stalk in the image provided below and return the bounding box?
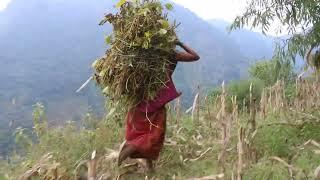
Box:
[231,96,238,123]
[249,83,253,115]
[188,174,225,180]
[315,166,320,180]
[192,93,200,122]
[175,98,181,125]
[250,98,256,132]
[196,86,201,123]
[205,95,213,122]
[19,153,63,180]
[260,89,267,119]
[217,82,233,173]
[237,127,245,180]
[87,151,97,180]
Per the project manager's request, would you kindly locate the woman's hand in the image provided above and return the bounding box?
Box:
[175,42,200,62]
[176,41,182,46]
[174,39,182,46]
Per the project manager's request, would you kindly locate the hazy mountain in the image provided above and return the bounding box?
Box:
[0,0,250,154]
[0,0,111,125]
[209,19,307,71]
[209,19,275,61]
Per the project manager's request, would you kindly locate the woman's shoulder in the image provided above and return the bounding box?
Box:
[168,59,178,72]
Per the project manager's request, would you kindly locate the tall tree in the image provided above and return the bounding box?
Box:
[230,0,320,68]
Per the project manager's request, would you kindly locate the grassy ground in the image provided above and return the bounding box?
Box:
[1,81,320,180]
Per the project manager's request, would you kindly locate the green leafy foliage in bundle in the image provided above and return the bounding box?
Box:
[92,0,178,111]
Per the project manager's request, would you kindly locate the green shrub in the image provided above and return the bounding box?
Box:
[254,122,300,157]
[4,103,123,178]
[299,122,320,141]
[294,150,320,178]
[244,160,289,180]
[209,78,265,110]
[249,59,295,87]
[284,82,297,102]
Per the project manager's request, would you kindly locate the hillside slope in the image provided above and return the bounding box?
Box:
[209,19,274,61]
[0,0,249,153]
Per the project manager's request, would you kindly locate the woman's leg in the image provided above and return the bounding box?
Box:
[118,145,154,173]
[145,159,154,172]
[121,107,166,165]
[118,144,137,166]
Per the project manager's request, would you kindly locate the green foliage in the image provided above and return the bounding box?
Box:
[105,35,113,45]
[231,0,320,64]
[116,0,127,8]
[254,114,320,158]
[209,78,265,109]
[165,3,173,11]
[244,160,289,180]
[5,104,123,178]
[249,58,295,86]
[228,78,264,105]
[299,122,320,141]
[0,162,10,180]
[93,0,178,112]
[32,103,48,138]
[248,59,297,101]
[14,128,32,154]
[1,98,320,179]
[254,123,299,157]
[82,111,100,130]
[294,150,320,175]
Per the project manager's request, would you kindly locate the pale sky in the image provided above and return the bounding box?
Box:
[0,0,248,21]
[0,0,248,22]
[172,0,249,22]
[0,0,10,11]
[0,0,281,35]
[171,0,283,36]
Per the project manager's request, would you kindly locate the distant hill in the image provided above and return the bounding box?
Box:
[209,19,308,71]
[0,0,251,154]
[209,19,275,61]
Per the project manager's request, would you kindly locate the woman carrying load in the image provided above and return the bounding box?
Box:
[118,40,200,171]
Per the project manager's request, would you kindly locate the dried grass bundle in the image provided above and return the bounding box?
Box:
[92,0,178,109]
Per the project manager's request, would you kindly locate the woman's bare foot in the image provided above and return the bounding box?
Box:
[117,144,137,166]
[145,159,154,173]
[136,159,154,173]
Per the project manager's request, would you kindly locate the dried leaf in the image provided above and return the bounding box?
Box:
[106,108,116,118]
[159,29,167,35]
[91,150,96,160]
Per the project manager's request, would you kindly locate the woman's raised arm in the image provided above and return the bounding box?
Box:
[175,42,200,62]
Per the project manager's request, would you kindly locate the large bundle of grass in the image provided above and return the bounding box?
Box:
[92,0,178,109]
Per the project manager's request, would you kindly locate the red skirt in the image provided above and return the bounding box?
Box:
[125,107,166,160]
